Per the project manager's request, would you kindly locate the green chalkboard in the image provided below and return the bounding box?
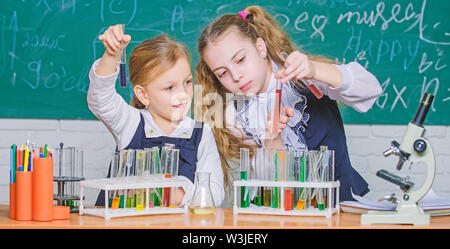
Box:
[1,0,449,124]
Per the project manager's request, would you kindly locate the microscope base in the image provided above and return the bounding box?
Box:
[361,204,430,225]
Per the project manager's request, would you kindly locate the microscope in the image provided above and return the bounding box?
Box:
[361,93,435,225]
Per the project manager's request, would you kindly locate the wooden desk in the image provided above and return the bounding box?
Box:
[1,205,450,229]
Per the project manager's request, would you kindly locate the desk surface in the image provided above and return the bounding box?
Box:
[1,206,450,229]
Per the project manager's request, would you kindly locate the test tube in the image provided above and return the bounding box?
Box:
[163,147,173,207]
[151,147,162,207]
[321,148,335,208]
[315,150,325,210]
[273,150,283,208]
[168,149,180,208]
[283,151,294,211]
[263,149,271,207]
[161,144,175,178]
[135,150,145,211]
[119,24,127,87]
[296,151,308,210]
[272,82,282,135]
[118,150,127,208]
[254,148,265,207]
[110,151,120,209]
[306,150,324,210]
[240,148,250,208]
[279,51,323,99]
[161,144,175,207]
[144,147,159,207]
[125,149,136,208]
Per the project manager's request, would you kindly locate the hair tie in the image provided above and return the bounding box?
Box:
[238,10,248,20]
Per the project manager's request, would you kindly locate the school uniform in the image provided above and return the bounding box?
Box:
[226,60,382,201]
[87,59,225,207]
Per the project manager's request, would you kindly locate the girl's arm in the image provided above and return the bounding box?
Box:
[87,58,140,150]
[278,51,382,113]
[313,61,383,113]
[87,25,139,150]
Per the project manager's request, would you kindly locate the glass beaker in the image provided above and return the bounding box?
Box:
[189,172,216,215]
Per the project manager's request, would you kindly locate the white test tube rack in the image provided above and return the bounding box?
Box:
[79,175,191,220]
[233,180,340,217]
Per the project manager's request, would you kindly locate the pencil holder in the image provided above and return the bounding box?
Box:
[15,171,32,221]
[32,158,54,221]
[9,183,16,219]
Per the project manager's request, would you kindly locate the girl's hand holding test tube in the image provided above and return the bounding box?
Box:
[98,24,131,57]
[275,51,315,83]
[96,24,131,77]
[276,51,324,99]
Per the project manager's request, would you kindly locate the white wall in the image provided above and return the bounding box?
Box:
[0,118,449,207]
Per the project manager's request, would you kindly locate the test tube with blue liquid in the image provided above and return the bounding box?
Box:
[119,24,127,87]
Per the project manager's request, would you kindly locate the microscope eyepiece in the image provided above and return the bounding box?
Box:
[412,93,434,127]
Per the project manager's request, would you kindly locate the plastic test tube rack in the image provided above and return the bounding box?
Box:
[233,180,340,217]
[79,175,191,220]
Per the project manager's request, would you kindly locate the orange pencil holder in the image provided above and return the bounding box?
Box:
[9,183,16,219]
[32,158,54,221]
[15,171,32,221]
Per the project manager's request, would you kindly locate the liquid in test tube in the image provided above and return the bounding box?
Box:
[240,148,250,208]
[272,82,282,135]
[119,24,127,87]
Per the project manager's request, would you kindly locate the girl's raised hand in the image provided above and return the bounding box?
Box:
[98,24,131,58]
[275,51,315,84]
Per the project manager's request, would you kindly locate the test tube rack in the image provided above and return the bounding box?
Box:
[233,180,340,217]
[54,176,85,212]
[53,145,84,213]
[79,175,191,220]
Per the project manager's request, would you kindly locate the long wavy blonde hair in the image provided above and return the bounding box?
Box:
[195,5,336,187]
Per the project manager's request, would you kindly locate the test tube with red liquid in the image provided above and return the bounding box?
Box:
[279,51,323,99]
[161,144,175,207]
[119,24,127,87]
[272,82,282,135]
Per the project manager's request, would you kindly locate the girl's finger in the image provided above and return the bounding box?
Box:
[112,25,122,41]
[280,66,302,83]
[122,34,132,46]
[285,107,294,117]
[279,113,290,124]
[102,40,116,55]
[294,63,312,80]
[282,58,301,76]
[106,31,120,52]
